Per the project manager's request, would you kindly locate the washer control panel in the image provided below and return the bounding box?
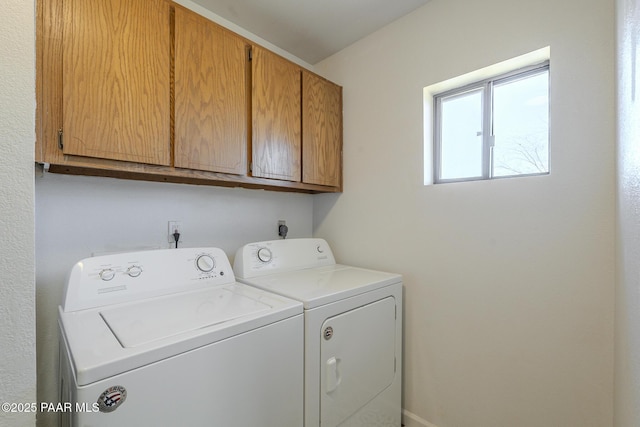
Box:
[62,247,234,312]
[233,238,336,279]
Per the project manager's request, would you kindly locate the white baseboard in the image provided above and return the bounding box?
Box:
[402,409,438,427]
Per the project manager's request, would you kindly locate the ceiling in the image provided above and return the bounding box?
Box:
[190,0,431,64]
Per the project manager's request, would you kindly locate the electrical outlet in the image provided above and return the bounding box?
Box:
[168,221,183,244]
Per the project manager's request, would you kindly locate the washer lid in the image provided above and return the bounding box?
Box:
[238,265,402,309]
[101,287,271,348]
[60,283,302,386]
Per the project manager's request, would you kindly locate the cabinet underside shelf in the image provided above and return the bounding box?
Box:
[40,162,341,194]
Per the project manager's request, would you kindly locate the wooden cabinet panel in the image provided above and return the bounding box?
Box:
[302,71,342,188]
[38,0,342,193]
[174,6,248,175]
[62,0,171,165]
[251,46,301,182]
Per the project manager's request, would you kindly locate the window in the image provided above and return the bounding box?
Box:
[433,62,549,183]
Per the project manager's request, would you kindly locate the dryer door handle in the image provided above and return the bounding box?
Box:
[326,356,341,393]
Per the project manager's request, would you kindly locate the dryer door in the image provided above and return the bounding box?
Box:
[320,296,396,426]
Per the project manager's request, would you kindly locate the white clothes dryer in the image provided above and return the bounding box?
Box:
[58,247,303,427]
[234,238,402,427]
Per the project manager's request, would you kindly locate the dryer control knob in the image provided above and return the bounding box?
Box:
[99,268,116,281]
[196,254,215,272]
[126,265,143,278]
[257,247,273,263]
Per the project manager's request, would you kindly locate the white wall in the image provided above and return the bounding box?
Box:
[0,1,37,426]
[615,0,640,425]
[314,0,616,426]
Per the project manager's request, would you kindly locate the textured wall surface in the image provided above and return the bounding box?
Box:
[0,1,37,426]
[615,0,640,425]
[314,0,615,425]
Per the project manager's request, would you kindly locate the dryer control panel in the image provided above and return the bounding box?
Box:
[62,247,235,312]
[234,238,336,278]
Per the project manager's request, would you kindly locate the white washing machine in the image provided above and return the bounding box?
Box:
[233,238,402,427]
[58,247,303,427]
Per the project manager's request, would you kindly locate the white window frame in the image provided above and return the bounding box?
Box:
[432,61,550,184]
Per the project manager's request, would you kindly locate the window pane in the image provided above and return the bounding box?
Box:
[492,70,549,177]
[439,89,484,180]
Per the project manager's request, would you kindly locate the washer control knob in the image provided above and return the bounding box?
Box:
[196,254,215,273]
[257,247,273,263]
[126,265,143,278]
[99,268,116,281]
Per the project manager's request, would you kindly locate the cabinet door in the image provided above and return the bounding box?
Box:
[62,0,171,165]
[174,7,248,175]
[302,71,342,187]
[251,46,301,181]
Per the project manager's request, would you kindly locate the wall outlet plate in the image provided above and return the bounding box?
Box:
[168,221,183,243]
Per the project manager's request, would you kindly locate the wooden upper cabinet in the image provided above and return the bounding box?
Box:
[62,0,171,165]
[251,46,302,182]
[174,6,248,175]
[302,71,342,188]
[38,0,343,192]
